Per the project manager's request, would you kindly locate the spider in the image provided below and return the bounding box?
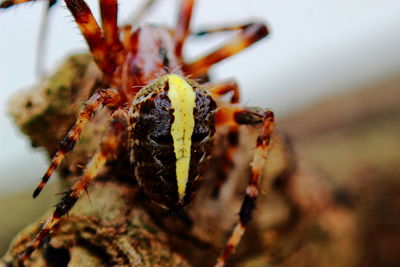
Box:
[2,0,274,266]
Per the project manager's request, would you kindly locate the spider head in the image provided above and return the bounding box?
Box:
[130,75,217,210]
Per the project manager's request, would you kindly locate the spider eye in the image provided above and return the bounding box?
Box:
[150,134,173,144]
[192,132,209,143]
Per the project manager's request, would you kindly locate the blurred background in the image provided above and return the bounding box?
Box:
[1,0,400,265]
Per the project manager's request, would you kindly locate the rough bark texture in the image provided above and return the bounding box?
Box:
[2,54,399,266]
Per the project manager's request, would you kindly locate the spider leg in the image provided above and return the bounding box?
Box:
[207,80,241,198]
[208,79,240,104]
[21,108,127,263]
[99,0,124,66]
[184,22,269,77]
[65,0,116,82]
[99,0,118,48]
[33,88,121,198]
[120,24,134,51]
[214,106,275,267]
[175,0,195,58]
[192,23,254,37]
[0,0,49,8]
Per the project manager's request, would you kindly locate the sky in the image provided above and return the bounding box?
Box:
[1,0,400,193]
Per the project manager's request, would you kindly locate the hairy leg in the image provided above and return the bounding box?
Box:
[21,108,128,263]
[65,0,116,82]
[192,23,254,37]
[208,80,241,197]
[208,79,240,104]
[99,0,124,66]
[184,22,269,77]
[174,0,195,58]
[0,0,53,8]
[33,88,121,198]
[214,106,275,267]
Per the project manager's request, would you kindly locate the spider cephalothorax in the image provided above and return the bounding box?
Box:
[2,0,273,266]
[130,75,217,210]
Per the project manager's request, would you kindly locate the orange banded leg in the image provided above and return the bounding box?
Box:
[184,22,269,77]
[120,24,136,52]
[99,0,124,66]
[21,109,127,263]
[209,79,240,104]
[0,0,51,8]
[215,107,275,267]
[33,88,121,198]
[192,23,254,37]
[209,80,241,197]
[174,0,195,58]
[100,0,118,47]
[65,0,116,80]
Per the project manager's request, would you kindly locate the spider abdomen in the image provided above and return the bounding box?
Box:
[129,75,216,210]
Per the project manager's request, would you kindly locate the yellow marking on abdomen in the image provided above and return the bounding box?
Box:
[168,75,196,202]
